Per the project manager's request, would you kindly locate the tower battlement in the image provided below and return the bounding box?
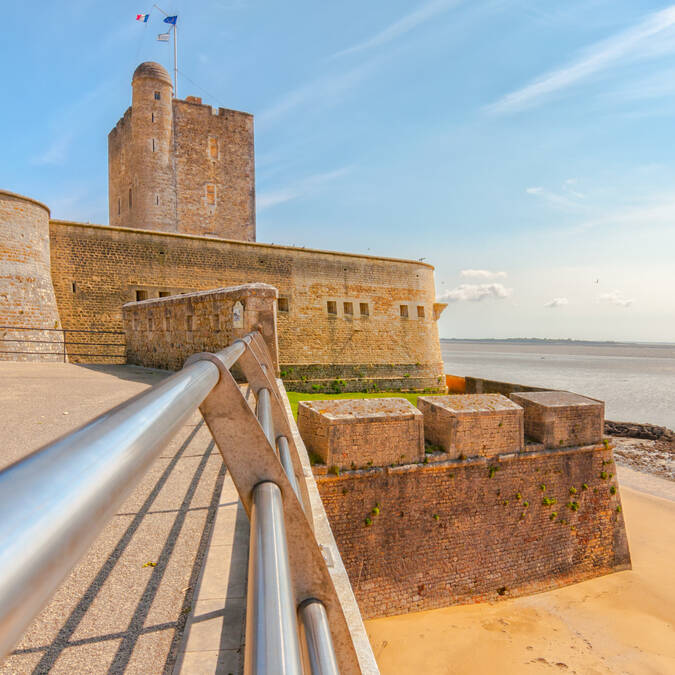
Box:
[108,62,255,241]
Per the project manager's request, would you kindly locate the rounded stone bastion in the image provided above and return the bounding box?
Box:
[0,190,63,360]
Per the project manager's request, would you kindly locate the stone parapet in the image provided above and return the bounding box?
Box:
[417,393,524,458]
[510,391,604,448]
[122,283,278,371]
[298,398,424,469]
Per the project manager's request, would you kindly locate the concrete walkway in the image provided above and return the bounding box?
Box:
[0,363,244,674]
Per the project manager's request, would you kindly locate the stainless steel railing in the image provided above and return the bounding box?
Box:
[0,335,340,674]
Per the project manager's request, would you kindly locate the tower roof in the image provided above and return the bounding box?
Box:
[132,62,172,86]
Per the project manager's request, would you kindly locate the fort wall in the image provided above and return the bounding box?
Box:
[0,191,62,361]
[123,283,278,371]
[316,444,630,618]
[48,219,445,386]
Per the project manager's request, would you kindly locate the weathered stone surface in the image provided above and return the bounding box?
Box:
[417,394,523,458]
[109,63,255,242]
[298,398,424,469]
[316,444,631,619]
[0,190,63,361]
[122,283,278,371]
[510,391,604,448]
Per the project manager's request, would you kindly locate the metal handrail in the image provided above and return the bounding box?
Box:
[0,341,244,659]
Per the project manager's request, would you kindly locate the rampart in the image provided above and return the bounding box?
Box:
[316,443,630,618]
[47,219,445,388]
[123,283,279,371]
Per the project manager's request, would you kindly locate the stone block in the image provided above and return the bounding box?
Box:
[417,394,523,458]
[297,398,424,469]
[509,391,604,448]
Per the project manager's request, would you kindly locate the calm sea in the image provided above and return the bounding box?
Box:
[441,341,675,430]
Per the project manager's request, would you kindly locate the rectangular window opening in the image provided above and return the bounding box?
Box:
[154,91,161,101]
[417,305,425,318]
[128,188,132,209]
[151,112,155,122]
[327,300,337,315]
[159,291,170,298]
[208,136,218,159]
[343,301,353,316]
[156,194,160,205]
[205,183,216,206]
[71,281,76,293]
[400,304,409,318]
[359,302,369,316]
[152,138,156,152]
[278,297,289,312]
[135,290,148,302]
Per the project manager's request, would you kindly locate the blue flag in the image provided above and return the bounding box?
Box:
[164,15,177,24]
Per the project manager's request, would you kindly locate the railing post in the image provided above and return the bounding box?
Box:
[245,481,302,675]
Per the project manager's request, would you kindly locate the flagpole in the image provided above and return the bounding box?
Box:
[173,22,178,98]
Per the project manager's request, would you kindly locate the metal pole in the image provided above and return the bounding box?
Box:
[173,22,178,98]
[298,599,340,675]
[256,388,275,448]
[245,482,302,675]
[0,341,244,658]
[277,436,301,504]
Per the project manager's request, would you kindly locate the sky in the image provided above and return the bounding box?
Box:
[1,0,674,342]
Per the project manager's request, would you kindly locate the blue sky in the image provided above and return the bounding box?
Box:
[1,0,674,342]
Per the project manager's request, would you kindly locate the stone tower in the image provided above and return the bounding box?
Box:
[0,190,63,360]
[108,62,255,241]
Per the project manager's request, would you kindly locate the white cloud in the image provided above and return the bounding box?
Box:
[526,185,582,209]
[332,0,462,58]
[545,297,569,308]
[257,59,380,128]
[31,132,74,166]
[460,269,507,279]
[599,291,634,307]
[438,283,512,302]
[576,192,675,231]
[486,6,675,114]
[257,167,351,211]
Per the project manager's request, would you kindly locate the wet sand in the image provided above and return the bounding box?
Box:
[365,481,675,674]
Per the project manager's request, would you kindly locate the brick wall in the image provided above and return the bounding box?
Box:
[0,191,63,361]
[123,283,278,371]
[316,444,630,618]
[298,399,424,469]
[48,220,445,383]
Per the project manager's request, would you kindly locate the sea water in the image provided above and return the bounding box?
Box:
[441,341,675,430]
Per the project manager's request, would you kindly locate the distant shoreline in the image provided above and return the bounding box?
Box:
[441,338,675,348]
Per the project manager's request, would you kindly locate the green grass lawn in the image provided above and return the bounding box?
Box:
[285,390,420,419]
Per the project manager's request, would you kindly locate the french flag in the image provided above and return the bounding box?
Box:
[136,13,149,22]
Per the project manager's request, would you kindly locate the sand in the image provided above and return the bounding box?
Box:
[365,482,675,674]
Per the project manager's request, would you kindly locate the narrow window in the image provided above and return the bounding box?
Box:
[155,194,160,205]
[152,138,156,152]
[205,183,216,206]
[135,290,148,302]
[117,198,121,215]
[343,301,353,316]
[154,91,161,101]
[327,300,337,315]
[208,136,218,159]
[128,188,132,209]
[417,305,425,318]
[151,112,155,122]
[158,291,170,297]
[186,315,193,331]
[71,281,76,293]
[359,302,369,316]
[148,317,153,331]
[278,297,289,312]
[400,304,409,318]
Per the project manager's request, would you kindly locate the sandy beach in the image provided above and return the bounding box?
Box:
[365,471,675,674]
